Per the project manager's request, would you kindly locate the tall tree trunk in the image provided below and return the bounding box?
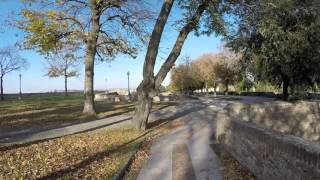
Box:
[133,0,174,130]
[0,76,3,101]
[133,91,152,130]
[214,84,217,96]
[64,65,68,96]
[65,75,68,96]
[83,0,100,115]
[290,84,295,95]
[205,82,209,96]
[314,83,318,92]
[225,79,229,95]
[282,75,289,101]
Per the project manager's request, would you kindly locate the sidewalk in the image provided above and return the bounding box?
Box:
[137,103,226,180]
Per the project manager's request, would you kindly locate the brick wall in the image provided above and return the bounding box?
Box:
[216,111,320,180]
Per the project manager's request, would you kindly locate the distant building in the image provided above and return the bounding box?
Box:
[95,92,120,102]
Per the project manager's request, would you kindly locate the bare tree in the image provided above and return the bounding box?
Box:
[45,46,80,96]
[169,57,203,94]
[215,48,240,95]
[194,54,220,95]
[0,46,29,100]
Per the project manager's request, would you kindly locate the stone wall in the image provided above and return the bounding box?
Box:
[225,101,320,142]
[216,111,320,180]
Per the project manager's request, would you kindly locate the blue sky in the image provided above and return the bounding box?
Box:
[0,0,222,93]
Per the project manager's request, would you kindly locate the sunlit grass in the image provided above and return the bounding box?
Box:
[0,126,144,179]
[0,94,176,128]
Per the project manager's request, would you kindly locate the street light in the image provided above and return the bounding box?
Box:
[105,78,108,93]
[19,73,22,100]
[127,71,130,100]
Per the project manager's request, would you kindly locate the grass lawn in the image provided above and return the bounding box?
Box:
[0,126,146,179]
[0,94,175,128]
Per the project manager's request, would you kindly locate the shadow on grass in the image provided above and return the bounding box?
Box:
[0,117,134,152]
[0,103,135,129]
[36,130,155,179]
[35,103,189,179]
[0,101,173,129]
[0,103,177,150]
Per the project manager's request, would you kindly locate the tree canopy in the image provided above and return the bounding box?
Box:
[169,50,239,94]
[17,0,153,114]
[227,0,320,100]
[18,0,151,60]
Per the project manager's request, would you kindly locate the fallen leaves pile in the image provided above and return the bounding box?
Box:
[123,137,153,180]
[213,144,255,180]
[0,127,143,179]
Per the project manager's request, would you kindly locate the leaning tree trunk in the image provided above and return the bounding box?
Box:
[133,0,174,130]
[154,1,209,88]
[133,89,152,130]
[83,0,100,115]
[134,0,208,130]
[0,76,3,101]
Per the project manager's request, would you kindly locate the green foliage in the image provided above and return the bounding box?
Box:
[17,1,151,60]
[176,0,234,37]
[234,74,254,92]
[157,85,167,93]
[227,0,320,94]
[18,9,77,55]
[254,82,280,92]
[170,62,202,93]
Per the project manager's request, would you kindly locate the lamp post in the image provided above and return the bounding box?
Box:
[127,71,130,100]
[105,78,108,93]
[19,73,22,100]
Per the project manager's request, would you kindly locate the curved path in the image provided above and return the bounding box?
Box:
[0,95,274,147]
[137,95,275,180]
[0,98,215,145]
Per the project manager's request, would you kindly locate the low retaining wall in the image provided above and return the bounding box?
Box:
[216,111,320,180]
[225,101,320,142]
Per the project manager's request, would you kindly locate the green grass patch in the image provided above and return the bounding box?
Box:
[0,94,176,128]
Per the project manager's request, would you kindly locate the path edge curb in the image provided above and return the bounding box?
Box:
[112,141,143,180]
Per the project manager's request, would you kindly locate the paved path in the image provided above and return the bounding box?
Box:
[0,114,133,145]
[137,99,225,180]
[137,95,275,180]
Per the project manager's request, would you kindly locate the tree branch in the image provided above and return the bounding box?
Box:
[155,1,209,88]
